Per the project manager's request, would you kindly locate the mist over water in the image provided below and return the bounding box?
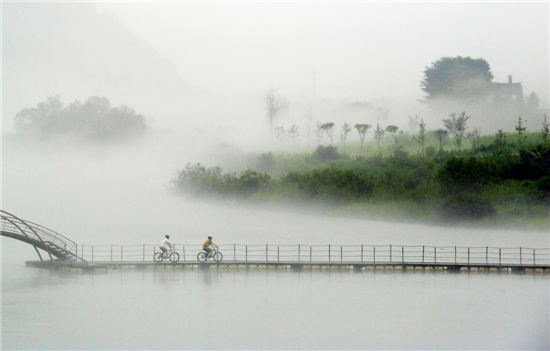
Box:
[3,135,550,349]
[2,2,550,350]
[3,136,549,250]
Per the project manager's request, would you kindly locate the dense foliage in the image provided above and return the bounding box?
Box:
[15,96,147,140]
[421,56,494,101]
[173,134,550,224]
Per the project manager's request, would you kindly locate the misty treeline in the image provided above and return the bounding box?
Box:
[421,56,542,111]
[268,107,549,159]
[14,96,148,140]
[266,56,544,148]
[173,124,550,224]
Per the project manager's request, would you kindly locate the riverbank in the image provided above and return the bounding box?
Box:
[172,133,550,228]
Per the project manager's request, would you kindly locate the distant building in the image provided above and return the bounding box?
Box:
[491,75,524,104]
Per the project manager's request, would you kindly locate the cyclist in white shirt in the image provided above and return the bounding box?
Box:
[160,235,173,255]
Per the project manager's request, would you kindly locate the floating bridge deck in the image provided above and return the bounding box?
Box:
[2,210,549,273]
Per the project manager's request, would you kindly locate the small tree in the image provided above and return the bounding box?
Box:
[515,116,527,145]
[433,129,448,154]
[413,118,427,154]
[313,120,323,144]
[288,125,300,142]
[320,122,335,144]
[466,128,481,153]
[494,129,505,153]
[341,122,352,146]
[305,110,313,146]
[374,123,384,149]
[443,111,470,149]
[354,123,371,150]
[265,88,285,139]
[385,125,399,148]
[542,114,549,144]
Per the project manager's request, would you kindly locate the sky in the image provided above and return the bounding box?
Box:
[96,2,549,102]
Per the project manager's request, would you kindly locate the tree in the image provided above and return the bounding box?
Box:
[313,120,323,144]
[443,111,470,149]
[542,114,549,144]
[515,116,527,144]
[305,109,313,146]
[288,125,300,142]
[466,128,481,153]
[433,129,449,154]
[265,88,285,139]
[413,118,427,153]
[14,95,147,139]
[526,92,540,112]
[494,129,505,153]
[354,123,371,150]
[341,122,352,146]
[421,56,493,101]
[15,95,64,134]
[320,122,335,144]
[374,123,384,149]
[385,125,399,148]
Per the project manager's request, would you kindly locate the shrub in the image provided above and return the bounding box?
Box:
[237,170,271,194]
[425,145,436,157]
[312,145,340,163]
[256,152,276,171]
[282,167,373,200]
[438,156,494,192]
[173,163,270,196]
[439,193,495,219]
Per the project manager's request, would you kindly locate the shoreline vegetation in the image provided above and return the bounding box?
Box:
[172,129,550,229]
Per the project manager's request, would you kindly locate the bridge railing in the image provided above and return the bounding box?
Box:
[1,213,78,256]
[76,244,550,267]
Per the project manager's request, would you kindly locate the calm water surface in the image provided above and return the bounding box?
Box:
[2,140,549,349]
[2,259,549,350]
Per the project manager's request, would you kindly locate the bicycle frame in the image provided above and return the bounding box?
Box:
[205,244,218,258]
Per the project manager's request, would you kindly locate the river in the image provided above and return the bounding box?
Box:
[2,138,549,349]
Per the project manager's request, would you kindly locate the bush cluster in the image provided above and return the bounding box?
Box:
[172,143,550,221]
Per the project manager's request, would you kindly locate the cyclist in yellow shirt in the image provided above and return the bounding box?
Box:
[202,236,213,257]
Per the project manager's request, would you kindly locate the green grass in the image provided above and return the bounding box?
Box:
[172,132,550,228]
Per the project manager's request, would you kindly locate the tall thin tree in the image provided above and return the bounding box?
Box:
[354,123,371,150]
[265,88,285,139]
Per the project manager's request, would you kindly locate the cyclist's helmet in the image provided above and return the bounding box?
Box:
[165,235,170,239]
[208,236,213,240]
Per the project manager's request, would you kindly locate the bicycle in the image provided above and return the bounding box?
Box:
[154,247,180,263]
[197,244,223,263]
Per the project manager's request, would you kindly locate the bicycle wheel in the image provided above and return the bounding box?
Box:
[213,251,223,263]
[154,252,164,263]
[170,252,180,263]
[197,252,207,263]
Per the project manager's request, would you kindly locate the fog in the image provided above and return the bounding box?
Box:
[2,2,550,349]
[3,2,549,140]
